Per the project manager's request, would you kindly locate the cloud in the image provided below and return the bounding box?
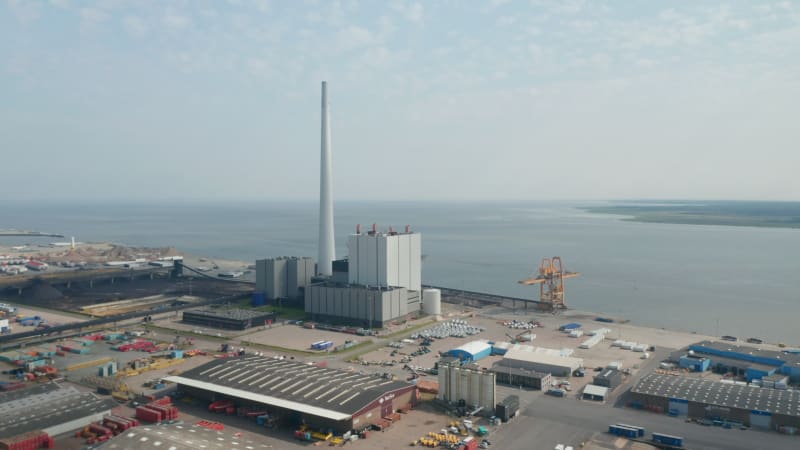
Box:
[394,1,424,24]
[163,10,191,30]
[49,0,70,9]
[7,0,41,25]
[336,25,375,51]
[123,15,148,38]
[80,7,108,23]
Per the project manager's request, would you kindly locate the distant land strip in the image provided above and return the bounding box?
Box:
[583,201,800,229]
[0,230,65,238]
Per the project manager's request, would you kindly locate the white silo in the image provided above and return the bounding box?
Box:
[422,288,442,315]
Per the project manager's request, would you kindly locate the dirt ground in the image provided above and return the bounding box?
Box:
[1,305,85,335]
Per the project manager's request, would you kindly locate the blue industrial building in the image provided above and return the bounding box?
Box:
[447,341,492,363]
[678,354,711,372]
[688,341,800,382]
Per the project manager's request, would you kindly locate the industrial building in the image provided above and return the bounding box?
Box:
[164,355,416,434]
[489,364,552,390]
[255,257,315,301]
[347,224,422,292]
[446,341,492,363]
[687,341,800,381]
[107,425,274,450]
[0,383,117,441]
[593,369,622,390]
[182,309,277,330]
[495,348,583,377]
[630,373,800,429]
[305,284,419,327]
[437,364,496,412]
[582,384,609,402]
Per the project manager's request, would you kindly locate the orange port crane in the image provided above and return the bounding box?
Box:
[518,257,580,310]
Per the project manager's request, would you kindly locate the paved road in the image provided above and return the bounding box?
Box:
[487,392,796,450]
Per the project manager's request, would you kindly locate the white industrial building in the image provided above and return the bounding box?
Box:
[437,364,496,411]
[347,225,421,292]
[497,348,584,377]
[256,257,316,300]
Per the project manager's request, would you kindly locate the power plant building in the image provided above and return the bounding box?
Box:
[305,284,419,327]
[255,257,315,300]
[165,355,417,434]
[347,226,421,292]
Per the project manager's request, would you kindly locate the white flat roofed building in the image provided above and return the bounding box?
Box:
[497,348,584,377]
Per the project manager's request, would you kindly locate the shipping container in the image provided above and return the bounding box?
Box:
[652,432,683,447]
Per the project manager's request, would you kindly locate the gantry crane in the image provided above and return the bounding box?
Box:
[518,257,580,310]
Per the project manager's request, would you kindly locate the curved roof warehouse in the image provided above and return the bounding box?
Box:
[164,355,417,433]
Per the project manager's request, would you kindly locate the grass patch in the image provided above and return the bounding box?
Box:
[228,299,306,320]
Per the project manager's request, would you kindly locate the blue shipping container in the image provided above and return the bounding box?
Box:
[559,323,581,331]
[252,291,266,307]
[652,433,683,447]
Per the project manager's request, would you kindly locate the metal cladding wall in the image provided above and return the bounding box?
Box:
[593,369,622,390]
[305,285,410,326]
[628,391,800,428]
[287,258,315,298]
[437,365,496,410]
[348,231,422,292]
[351,386,416,431]
[447,342,493,363]
[749,410,772,429]
[265,258,287,299]
[668,398,689,416]
[180,385,354,433]
[45,411,109,437]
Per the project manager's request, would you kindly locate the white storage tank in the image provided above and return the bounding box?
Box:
[422,288,442,315]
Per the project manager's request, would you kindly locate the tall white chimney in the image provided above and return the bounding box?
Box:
[318,81,335,276]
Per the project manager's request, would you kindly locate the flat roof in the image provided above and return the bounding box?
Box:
[501,348,583,369]
[691,341,800,367]
[102,424,273,450]
[584,384,609,397]
[489,363,550,379]
[632,373,800,417]
[0,390,116,438]
[182,309,276,320]
[166,355,413,421]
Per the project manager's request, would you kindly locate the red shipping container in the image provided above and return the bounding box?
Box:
[88,424,112,437]
[151,396,172,406]
[135,406,163,423]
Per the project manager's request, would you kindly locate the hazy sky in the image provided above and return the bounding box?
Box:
[2,0,799,202]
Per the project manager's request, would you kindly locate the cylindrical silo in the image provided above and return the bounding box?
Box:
[422,288,441,315]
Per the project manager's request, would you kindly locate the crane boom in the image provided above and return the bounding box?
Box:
[518,256,579,309]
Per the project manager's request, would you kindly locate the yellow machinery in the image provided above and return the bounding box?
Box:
[66,357,113,372]
[116,356,185,379]
[518,256,580,310]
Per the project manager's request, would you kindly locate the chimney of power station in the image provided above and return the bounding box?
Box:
[318,81,335,276]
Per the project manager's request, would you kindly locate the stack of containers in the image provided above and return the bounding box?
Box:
[0,431,55,449]
[102,415,139,433]
[135,397,178,423]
